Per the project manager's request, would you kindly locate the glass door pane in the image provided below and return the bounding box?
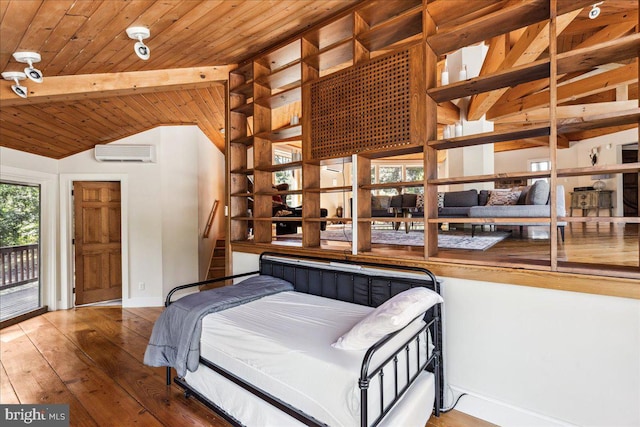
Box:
[0,181,41,322]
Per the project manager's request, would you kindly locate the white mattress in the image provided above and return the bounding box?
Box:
[183,291,434,426]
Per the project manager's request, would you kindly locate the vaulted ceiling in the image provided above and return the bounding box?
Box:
[0,0,637,159]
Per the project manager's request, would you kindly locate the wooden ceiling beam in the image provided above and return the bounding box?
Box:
[467,8,582,121]
[487,62,638,120]
[437,101,460,124]
[495,19,638,105]
[0,66,234,107]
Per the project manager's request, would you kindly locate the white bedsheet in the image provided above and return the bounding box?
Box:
[184,291,433,426]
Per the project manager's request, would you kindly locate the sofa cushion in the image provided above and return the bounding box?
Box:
[416,194,424,209]
[439,206,473,217]
[402,193,418,208]
[372,195,391,210]
[390,195,403,208]
[525,180,550,205]
[437,192,445,208]
[444,189,478,207]
[487,189,521,206]
[478,190,490,206]
[516,186,530,205]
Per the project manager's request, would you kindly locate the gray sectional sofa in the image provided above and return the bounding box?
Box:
[404,181,566,240]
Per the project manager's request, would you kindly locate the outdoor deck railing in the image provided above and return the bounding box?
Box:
[1,244,39,291]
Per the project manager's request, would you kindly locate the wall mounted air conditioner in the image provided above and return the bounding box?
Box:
[94,144,156,162]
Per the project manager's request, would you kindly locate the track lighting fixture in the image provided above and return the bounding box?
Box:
[13,52,43,83]
[2,71,28,98]
[589,2,604,19]
[126,26,151,60]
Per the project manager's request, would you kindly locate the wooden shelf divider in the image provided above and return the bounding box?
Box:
[428,124,550,150]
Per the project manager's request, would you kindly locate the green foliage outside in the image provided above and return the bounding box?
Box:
[0,183,40,247]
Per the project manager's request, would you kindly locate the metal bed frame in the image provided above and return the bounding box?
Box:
[164,252,443,427]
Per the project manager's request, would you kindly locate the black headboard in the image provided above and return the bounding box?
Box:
[258,252,444,410]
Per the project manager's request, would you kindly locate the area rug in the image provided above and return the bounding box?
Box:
[314,228,510,251]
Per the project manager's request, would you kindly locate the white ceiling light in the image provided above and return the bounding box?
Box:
[1,71,28,98]
[126,26,151,60]
[589,2,604,19]
[13,52,43,83]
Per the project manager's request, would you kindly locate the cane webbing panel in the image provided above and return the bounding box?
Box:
[310,49,411,159]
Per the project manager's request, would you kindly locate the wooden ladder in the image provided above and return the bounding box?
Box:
[203,238,227,289]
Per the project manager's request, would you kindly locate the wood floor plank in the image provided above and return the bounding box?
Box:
[45,308,224,426]
[127,307,164,323]
[428,409,498,427]
[1,360,20,404]
[0,324,96,424]
[17,314,163,426]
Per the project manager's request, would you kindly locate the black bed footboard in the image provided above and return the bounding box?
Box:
[360,317,440,426]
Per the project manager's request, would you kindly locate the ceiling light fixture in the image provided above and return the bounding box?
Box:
[13,52,43,83]
[126,26,151,60]
[589,2,604,19]
[1,71,28,98]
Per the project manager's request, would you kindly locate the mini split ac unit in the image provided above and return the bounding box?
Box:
[94,144,156,162]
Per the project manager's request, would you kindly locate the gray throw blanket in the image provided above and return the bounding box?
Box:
[144,275,294,377]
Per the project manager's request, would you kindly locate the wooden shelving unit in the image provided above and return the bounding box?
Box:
[227,0,639,280]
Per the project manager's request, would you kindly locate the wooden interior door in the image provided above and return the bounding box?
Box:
[73,181,122,305]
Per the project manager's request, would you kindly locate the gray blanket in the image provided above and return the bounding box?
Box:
[144,275,294,377]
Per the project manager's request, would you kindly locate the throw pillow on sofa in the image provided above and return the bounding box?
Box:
[525,180,550,205]
[487,189,521,206]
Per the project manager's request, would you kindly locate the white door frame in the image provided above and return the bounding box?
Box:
[59,174,129,309]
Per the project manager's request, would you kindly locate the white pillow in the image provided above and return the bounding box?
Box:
[332,287,443,351]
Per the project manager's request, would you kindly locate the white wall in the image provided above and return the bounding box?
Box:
[232,251,640,427]
[1,126,223,308]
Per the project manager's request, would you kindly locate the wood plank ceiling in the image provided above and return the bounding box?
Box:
[0,0,360,158]
[0,0,637,159]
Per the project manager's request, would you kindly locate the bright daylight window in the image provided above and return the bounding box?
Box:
[529,159,550,183]
[372,165,424,195]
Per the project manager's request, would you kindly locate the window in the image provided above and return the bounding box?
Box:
[529,159,550,184]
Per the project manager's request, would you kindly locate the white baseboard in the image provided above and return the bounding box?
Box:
[122,297,163,308]
[448,386,575,427]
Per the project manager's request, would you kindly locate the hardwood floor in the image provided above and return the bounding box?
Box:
[1,307,494,427]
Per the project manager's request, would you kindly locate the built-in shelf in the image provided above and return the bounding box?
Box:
[304,14,353,50]
[230,192,254,197]
[361,181,424,190]
[255,39,301,72]
[303,39,353,72]
[231,62,253,80]
[230,135,254,146]
[357,0,421,28]
[557,163,640,178]
[254,61,301,90]
[255,124,301,142]
[230,168,254,175]
[259,161,303,172]
[557,33,640,75]
[254,86,301,109]
[231,102,254,116]
[357,6,423,52]
[305,186,352,193]
[428,60,549,103]
[429,171,550,186]
[230,81,253,97]
[557,109,640,135]
[255,189,303,196]
[428,124,550,150]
